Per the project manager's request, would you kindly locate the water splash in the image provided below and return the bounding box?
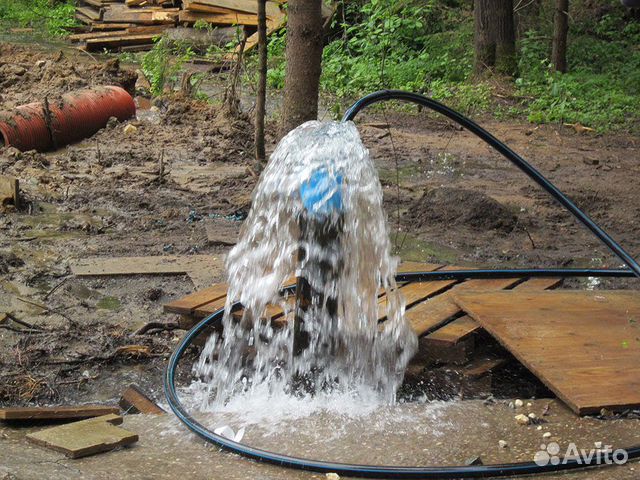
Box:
[194,121,417,409]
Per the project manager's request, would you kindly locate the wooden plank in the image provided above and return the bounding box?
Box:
[102,5,178,24]
[183,0,245,14]
[164,282,228,315]
[70,24,169,41]
[71,255,220,276]
[119,385,165,415]
[75,11,94,25]
[377,263,445,318]
[425,315,480,345]
[406,277,522,337]
[186,0,281,16]
[514,277,563,290]
[26,414,138,458]
[86,32,166,48]
[378,279,456,321]
[425,277,563,346]
[193,293,228,317]
[178,10,259,26]
[90,22,135,31]
[232,302,288,325]
[69,29,129,41]
[0,405,119,422]
[396,262,442,273]
[77,6,102,21]
[454,290,640,415]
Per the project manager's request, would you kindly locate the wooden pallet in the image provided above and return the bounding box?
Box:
[454,290,640,415]
[163,262,561,352]
[163,262,571,399]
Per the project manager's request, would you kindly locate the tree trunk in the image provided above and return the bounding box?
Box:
[255,0,267,163]
[280,0,324,137]
[495,0,517,76]
[474,0,495,75]
[552,0,569,73]
[474,0,517,76]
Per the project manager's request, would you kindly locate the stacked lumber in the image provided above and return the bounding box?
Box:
[71,0,179,51]
[70,0,333,53]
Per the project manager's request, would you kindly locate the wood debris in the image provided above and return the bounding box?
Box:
[119,384,165,415]
[69,0,334,52]
[0,405,119,422]
[69,254,223,289]
[26,414,138,458]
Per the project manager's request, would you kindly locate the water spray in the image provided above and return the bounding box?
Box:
[166,90,640,478]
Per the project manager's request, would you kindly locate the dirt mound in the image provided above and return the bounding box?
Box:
[0,44,136,109]
[407,187,517,232]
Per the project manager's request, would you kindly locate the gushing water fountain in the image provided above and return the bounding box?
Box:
[194,120,417,408]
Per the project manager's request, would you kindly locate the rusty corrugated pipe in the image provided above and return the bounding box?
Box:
[0,86,136,152]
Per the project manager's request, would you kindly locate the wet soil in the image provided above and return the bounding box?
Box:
[2,399,639,480]
[1,42,640,479]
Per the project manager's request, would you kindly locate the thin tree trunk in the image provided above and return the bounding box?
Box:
[495,0,517,76]
[280,0,323,137]
[552,0,569,73]
[474,0,495,75]
[474,0,517,76]
[255,0,267,163]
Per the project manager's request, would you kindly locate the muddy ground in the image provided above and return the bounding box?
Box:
[1,42,639,478]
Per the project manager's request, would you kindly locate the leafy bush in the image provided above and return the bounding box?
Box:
[0,0,77,36]
[142,36,196,97]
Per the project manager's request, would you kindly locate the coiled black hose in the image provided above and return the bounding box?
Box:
[165,90,640,478]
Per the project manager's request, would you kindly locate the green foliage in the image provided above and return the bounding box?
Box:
[258,0,639,130]
[320,0,473,98]
[0,0,77,36]
[516,6,640,130]
[265,30,287,89]
[264,0,488,115]
[142,36,196,97]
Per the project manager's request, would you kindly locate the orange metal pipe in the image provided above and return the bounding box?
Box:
[0,86,136,152]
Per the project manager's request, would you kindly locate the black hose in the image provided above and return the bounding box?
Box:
[165,90,640,478]
[343,90,640,279]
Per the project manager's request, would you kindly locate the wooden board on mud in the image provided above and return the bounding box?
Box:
[454,290,640,415]
[0,405,119,422]
[26,414,138,458]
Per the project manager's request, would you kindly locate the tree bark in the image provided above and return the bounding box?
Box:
[552,0,569,73]
[280,0,324,137]
[495,0,517,76]
[474,0,517,76]
[474,0,495,75]
[255,0,267,163]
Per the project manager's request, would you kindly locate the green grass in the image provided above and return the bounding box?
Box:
[0,0,77,36]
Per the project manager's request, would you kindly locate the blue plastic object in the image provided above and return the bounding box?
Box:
[299,168,343,218]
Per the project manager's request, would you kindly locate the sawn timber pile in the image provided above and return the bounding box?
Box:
[71,0,334,53]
